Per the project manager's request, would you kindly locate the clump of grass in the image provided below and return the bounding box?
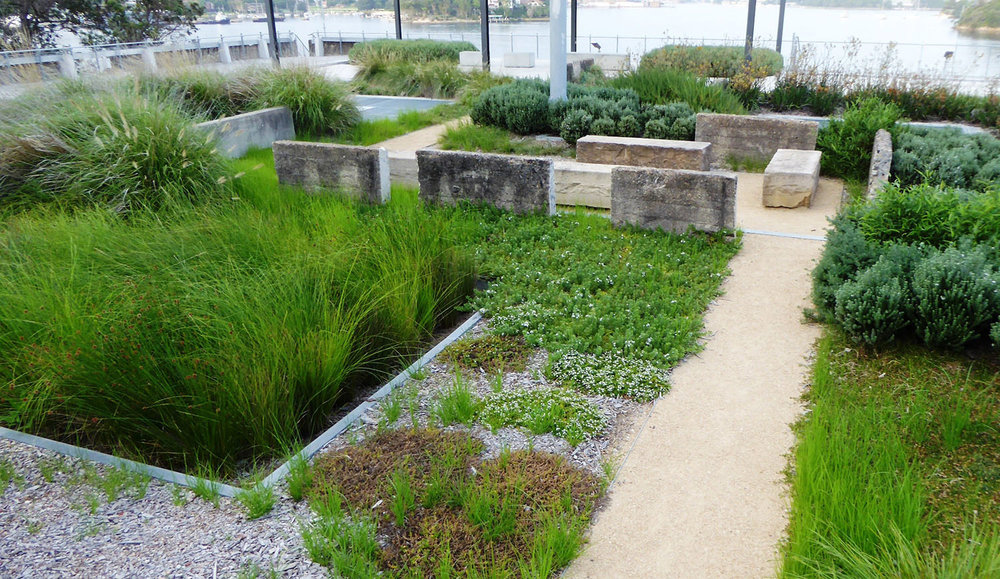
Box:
[349,39,475,98]
[0,154,476,475]
[334,104,466,146]
[640,44,783,78]
[248,66,360,138]
[1,458,24,493]
[439,122,573,157]
[236,484,277,520]
[308,429,599,577]
[782,331,1000,575]
[610,67,746,114]
[479,388,606,445]
[285,453,313,502]
[444,334,532,374]
[433,372,481,427]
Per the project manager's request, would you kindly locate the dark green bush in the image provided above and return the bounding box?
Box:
[640,45,783,78]
[559,109,593,145]
[834,255,912,346]
[348,39,477,64]
[817,98,902,181]
[610,68,745,114]
[591,117,616,135]
[470,80,550,135]
[812,216,880,319]
[892,127,1000,190]
[643,118,670,140]
[618,114,642,137]
[912,246,1000,350]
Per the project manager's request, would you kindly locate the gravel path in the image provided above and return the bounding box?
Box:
[564,176,839,578]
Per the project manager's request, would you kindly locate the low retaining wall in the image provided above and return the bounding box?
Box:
[611,167,737,234]
[695,113,817,167]
[576,135,710,171]
[273,141,390,204]
[195,107,294,159]
[867,129,893,200]
[555,160,612,208]
[416,150,555,215]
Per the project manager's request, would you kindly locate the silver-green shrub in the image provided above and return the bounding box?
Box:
[912,246,1000,349]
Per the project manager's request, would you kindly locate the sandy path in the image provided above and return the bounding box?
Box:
[565,177,838,578]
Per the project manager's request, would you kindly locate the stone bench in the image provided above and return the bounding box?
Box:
[763,149,821,208]
[504,52,535,68]
[576,135,711,171]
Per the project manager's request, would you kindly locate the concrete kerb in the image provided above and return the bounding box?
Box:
[0,311,484,497]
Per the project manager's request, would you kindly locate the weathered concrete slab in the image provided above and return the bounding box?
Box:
[195,107,295,159]
[416,150,555,215]
[867,129,892,200]
[763,149,821,208]
[611,167,737,234]
[272,141,390,204]
[459,51,481,66]
[389,150,419,188]
[504,52,536,67]
[577,135,711,171]
[695,113,817,167]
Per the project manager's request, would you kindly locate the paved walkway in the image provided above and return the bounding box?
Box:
[565,176,838,578]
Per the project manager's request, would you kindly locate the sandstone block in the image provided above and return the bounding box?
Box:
[763,149,821,208]
[273,141,389,204]
[416,150,554,215]
[576,135,711,171]
[611,167,736,234]
[695,113,818,167]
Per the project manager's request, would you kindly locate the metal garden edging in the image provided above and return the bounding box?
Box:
[0,311,484,498]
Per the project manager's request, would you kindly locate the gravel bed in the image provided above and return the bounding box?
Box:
[0,319,655,577]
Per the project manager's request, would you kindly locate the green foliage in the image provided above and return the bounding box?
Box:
[0,155,476,474]
[911,246,1000,350]
[834,255,912,346]
[958,0,1000,28]
[286,453,312,502]
[640,44,783,78]
[817,98,902,181]
[334,104,465,146]
[610,68,746,114]
[617,114,642,137]
[457,71,514,108]
[992,320,1000,349]
[590,117,616,136]
[353,58,469,99]
[559,109,593,146]
[236,484,277,520]
[1,458,22,493]
[812,216,880,320]
[301,499,381,576]
[439,123,571,157]
[858,182,1000,247]
[348,38,476,64]
[478,388,606,446]
[547,351,669,402]
[388,467,416,526]
[892,127,1000,190]
[0,87,234,214]
[470,80,551,135]
[444,334,531,374]
[433,373,481,426]
[249,66,361,137]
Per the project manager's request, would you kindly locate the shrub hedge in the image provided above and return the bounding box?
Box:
[348,38,477,64]
[816,98,901,181]
[892,127,1000,191]
[640,44,783,78]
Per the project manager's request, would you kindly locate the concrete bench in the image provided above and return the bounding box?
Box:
[504,52,535,68]
[576,135,711,171]
[763,149,821,208]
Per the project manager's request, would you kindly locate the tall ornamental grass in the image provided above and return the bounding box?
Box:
[0,152,476,473]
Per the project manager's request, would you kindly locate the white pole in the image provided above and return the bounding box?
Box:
[549,0,567,101]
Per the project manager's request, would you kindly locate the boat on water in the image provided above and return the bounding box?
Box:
[197,12,231,25]
[252,15,285,22]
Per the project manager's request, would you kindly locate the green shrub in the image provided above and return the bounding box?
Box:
[559,109,593,146]
[591,117,616,136]
[834,255,912,346]
[348,39,476,65]
[248,66,360,137]
[136,70,250,120]
[811,217,880,319]
[457,71,513,107]
[992,320,1000,348]
[912,246,1000,350]
[891,127,1000,190]
[547,350,669,402]
[640,45,782,78]
[817,98,902,181]
[858,182,1000,247]
[617,114,641,137]
[610,68,745,114]
[471,80,550,135]
[643,118,669,139]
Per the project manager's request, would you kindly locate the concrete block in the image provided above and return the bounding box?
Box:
[555,160,612,208]
[195,106,295,159]
[416,150,554,215]
[569,52,629,73]
[576,135,711,171]
[389,150,419,188]
[273,141,390,204]
[504,52,536,68]
[867,129,892,200]
[611,167,736,234]
[763,149,821,208]
[695,113,817,167]
[58,52,78,80]
[459,51,482,66]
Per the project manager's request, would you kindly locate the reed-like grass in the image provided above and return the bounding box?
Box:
[0,150,476,474]
[610,68,746,114]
